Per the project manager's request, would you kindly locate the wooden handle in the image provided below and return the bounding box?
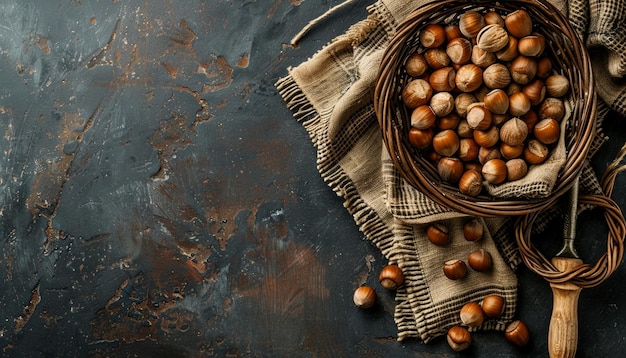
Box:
[548,257,583,358]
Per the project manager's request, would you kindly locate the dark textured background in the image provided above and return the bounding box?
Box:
[0,0,624,356]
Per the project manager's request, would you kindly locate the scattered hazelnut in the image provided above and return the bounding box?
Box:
[536,56,553,78]
[468,249,493,271]
[483,11,504,26]
[471,45,497,68]
[500,142,524,160]
[481,294,505,318]
[437,156,464,184]
[447,326,472,352]
[504,320,530,347]
[379,265,405,290]
[522,78,546,106]
[460,301,485,327]
[478,146,502,165]
[353,286,377,309]
[437,113,461,130]
[426,222,450,246]
[463,219,484,241]
[443,259,467,280]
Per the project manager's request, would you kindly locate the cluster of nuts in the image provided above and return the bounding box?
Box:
[425,218,494,279]
[353,264,405,309]
[402,9,570,196]
[448,295,530,351]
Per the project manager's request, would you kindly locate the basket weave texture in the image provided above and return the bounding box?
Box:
[374,0,596,217]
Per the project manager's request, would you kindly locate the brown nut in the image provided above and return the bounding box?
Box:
[444,24,462,42]
[500,142,524,160]
[482,158,508,184]
[483,63,511,89]
[411,105,437,129]
[484,11,504,26]
[454,93,478,117]
[419,23,446,48]
[459,10,485,38]
[402,79,433,108]
[518,33,546,57]
[459,169,483,196]
[496,35,519,61]
[538,97,565,121]
[405,53,429,78]
[533,118,560,144]
[466,103,493,130]
[443,259,467,280]
[510,55,538,85]
[426,222,450,246]
[455,64,483,92]
[468,249,493,272]
[522,79,546,106]
[433,129,460,157]
[478,145,502,165]
[437,156,464,184]
[353,286,377,309]
[536,56,553,79]
[464,161,483,174]
[408,127,434,149]
[524,139,549,164]
[458,138,480,162]
[504,9,533,38]
[379,265,405,290]
[520,109,539,132]
[481,294,505,318]
[508,91,532,116]
[471,45,497,68]
[429,67,457,92]
[425,48,451,70]
[447,326,472,352]
[506,158,528,181]
[504,320,530,347]
[456,119,474,138]
[460,301,485,328]
[463,219,484,241]
[446,37,472,65]
[476,23,509,52]
[483,88,510,114]
[545,74,570,97]
[499,117,528,146]
[473,125,500,148]
[437,112,461,130]
[430,92,455,117]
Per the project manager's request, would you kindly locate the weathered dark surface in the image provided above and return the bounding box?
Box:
[0,1,624,356]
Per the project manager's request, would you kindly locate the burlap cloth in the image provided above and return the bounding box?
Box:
[275,0,625,342]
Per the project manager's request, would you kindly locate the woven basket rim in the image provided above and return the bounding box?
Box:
[374,0,597,217]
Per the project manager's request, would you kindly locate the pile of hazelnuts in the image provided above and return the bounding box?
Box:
[402,9,570,196]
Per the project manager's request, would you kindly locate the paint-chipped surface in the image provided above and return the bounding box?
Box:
[1,0,625,357]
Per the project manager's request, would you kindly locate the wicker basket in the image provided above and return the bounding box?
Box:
[374,0,596,217]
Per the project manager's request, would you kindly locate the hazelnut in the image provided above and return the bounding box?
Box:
[458,138,480,161]
[425,48,451,69]
[545,74,570,97]
[447,326,472,352]
[506,82,523,96]
[411,105,437,129]
[504,9,533,38]
[444,24,462,41]
[379,265,405,290]
[520,109,539,132]
[459,11,485,38]
[405,53,429,77]
[492,113,511,127]
[419,23,446,48]
[538,97,565,121]
[466,103,493,130]
[506,158,528,181]
[408,127,434,149]
[508,91,532,116]
[500,142,524,160]
[499,117,528,146]
[522,79,546,106]
[456,119,474,138]
[518,33,546,57]
[471,45,497,68]
[533,118,560,144]
[446,37,472,65]
[536,56,553,78]
[484,11,504,26]
[483,88,510,114]
[473,125,500,148]
[429,67,457,92]
[473,86,491,102]
[437,156,464,184]
[353,286,377,308]
[426,222,449,246]
[443,259,467,280]
[510,55,538,84]
[460,301,485,328]
[482,158,508,184]
[496,35,519,61]
[481,294,505,318]
[454,93,478,117]
[456,64,483,92]
[458,169,483,196]
[437,112,461,130]
[478,146,502,164]
[430,92,455,117]
[483,63,511,89]
[504,320,530,347]
[468,249,493,271]
[433,130,460,157]
[402,79,433,108]
[463,219,484,241]
[524,139,549,164]
[476,24,509,52]
[464,161,483,173]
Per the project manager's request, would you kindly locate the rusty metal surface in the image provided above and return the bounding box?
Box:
[0,1,624,356]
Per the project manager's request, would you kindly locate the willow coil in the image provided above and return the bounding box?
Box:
[374,0,596,217]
